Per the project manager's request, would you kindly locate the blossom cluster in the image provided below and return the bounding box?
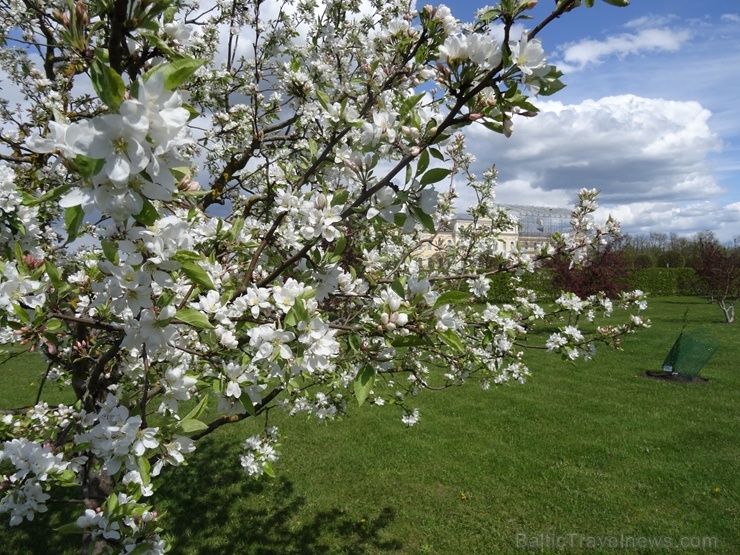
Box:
[26,73,191,221]
[240,427,280,477]
[0,438,73,525]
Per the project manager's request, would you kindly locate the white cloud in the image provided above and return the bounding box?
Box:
[624,15,679,29]
[720,13,740,24]
[601,201,740,241]
[472,95,720,200]
[556,27,691,72]
[492,179,571,208]
[459,94,727,235]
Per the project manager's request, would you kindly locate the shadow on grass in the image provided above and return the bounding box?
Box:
[157,434,402,555]
[0,514,80,555]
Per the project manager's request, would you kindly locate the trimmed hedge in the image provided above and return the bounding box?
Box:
[487,269,559,303]
[627,268,701,296]
[485,268,702,303]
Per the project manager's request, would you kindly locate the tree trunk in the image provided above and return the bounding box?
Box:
[718,299,736,323]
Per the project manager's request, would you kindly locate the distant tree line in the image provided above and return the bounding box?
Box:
[543,231,740,323]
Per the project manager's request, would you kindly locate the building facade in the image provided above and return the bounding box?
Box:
[415,204,573,267]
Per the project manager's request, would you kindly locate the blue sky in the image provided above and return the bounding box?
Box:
[438,0,740,241]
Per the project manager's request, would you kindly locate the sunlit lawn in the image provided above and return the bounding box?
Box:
[1,297,739,554]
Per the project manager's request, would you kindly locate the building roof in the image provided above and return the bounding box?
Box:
[454,204,573,237]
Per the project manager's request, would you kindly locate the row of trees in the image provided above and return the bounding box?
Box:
[547,232,740,323]
[620,231,740,270]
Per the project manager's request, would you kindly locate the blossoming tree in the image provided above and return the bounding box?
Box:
[0,0,644,552]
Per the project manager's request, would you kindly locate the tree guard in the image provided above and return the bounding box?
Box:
[662,329,719,378]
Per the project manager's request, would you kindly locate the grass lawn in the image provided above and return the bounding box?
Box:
[1,297,739,554]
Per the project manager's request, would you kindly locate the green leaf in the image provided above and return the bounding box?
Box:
[182,102,200,121]
[73,155,104,179]
[133,198,159,226]
[481,120,504,134]
[316,90,331,111]
[284,307,297,328]
[602,0,629,6]
[44,318,63,332]
[415,148,430,177]
[228,218,245,241]
[138,30,186,61]
[419,167,451,186]
[90,59,125,109]
[174,307,215,329]
[262,460,276,478]
[333,234,346,255]
[354,364,375,406]
[439,329,465,353]
[52,469,78,487]
[393,212,408,228]
[173,250,205,263]
[64,205,84,243]
[101,239,119,264]
[391,335,428,348]
[13,242,23,266]
[429,148,444,161]
[348,333,362,352]
[410,205,435,234]
[136,456,151,487]
[145,58,207,90]
[390,279,405,299]
[179,418,209,433]
[433,290,472,309]
[331,188,349,207]
[55,523,85,535]
[104,492,118,514]
[538,80,566,97]
[243,396,256,417]
[12,303,31,324]
[182,394,209,422]
[400,92,425,117]
[180,261,215,290]
[25,183,71,207]
[478,7,498,23]
[93,47,110,63]
[44,261,63,288]
[537,67,567,97]
[292,299,309,325]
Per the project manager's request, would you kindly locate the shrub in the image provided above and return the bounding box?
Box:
[628,268,700,296]
[656,251,686,268]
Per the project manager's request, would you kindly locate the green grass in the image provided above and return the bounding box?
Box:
[2,297,739,554]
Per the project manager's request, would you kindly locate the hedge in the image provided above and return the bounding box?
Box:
[484,267,702,304]
[627,268,701,296]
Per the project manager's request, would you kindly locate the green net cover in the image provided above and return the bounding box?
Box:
[662,330,719,378]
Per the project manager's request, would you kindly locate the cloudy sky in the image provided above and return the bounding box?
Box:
[2,1,737,241]
[447,0,740,242]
